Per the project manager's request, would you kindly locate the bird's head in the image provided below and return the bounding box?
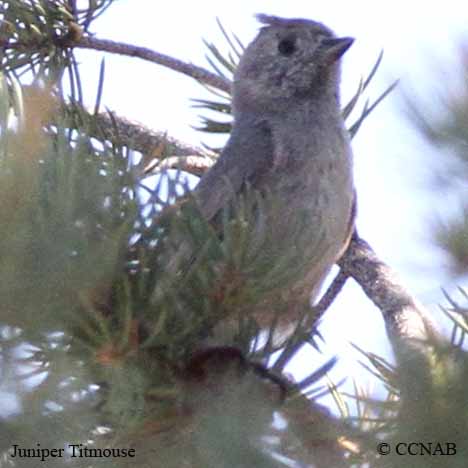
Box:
[232,14,353,115]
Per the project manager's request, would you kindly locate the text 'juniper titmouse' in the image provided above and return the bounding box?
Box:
[186,14,355,328]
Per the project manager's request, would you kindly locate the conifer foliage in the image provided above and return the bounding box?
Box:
[0,2,467,468]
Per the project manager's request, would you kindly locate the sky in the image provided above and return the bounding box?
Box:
[69,0,468,398]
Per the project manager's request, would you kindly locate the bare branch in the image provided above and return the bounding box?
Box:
[77,36,231,93]
[143,155,215,177]
[271,271,350,373]
[338,232,439,343]
[311,269,349,326]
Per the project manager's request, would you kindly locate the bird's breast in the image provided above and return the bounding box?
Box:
[258,123,354,266]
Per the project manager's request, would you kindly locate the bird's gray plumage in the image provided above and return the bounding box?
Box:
[189,14,355,327]
[195,115,274,222]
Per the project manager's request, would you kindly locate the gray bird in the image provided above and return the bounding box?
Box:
[172,14,355,330]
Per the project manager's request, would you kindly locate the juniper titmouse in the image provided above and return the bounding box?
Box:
[177,15,355,329]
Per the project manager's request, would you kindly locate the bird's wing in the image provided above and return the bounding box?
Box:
[194,116,274,222]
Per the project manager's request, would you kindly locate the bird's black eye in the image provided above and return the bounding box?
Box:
[278,35,296,56]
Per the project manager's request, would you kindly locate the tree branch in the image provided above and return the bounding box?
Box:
[90,111,205,157]
[272,272,350,373]
[77,36,231,93]
[0,32,231,92]
[312,269,349,326]
[338,232,439,344]
[60,103,209,164]
[143,155,215,177]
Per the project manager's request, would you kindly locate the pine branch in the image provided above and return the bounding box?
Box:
[69,107,207,157]
[0,24,230,92]
[9,15,437,357]
[11,88,210,176]
[337,232,443,426]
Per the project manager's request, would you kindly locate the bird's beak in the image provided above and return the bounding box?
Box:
[321,37,354,64]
